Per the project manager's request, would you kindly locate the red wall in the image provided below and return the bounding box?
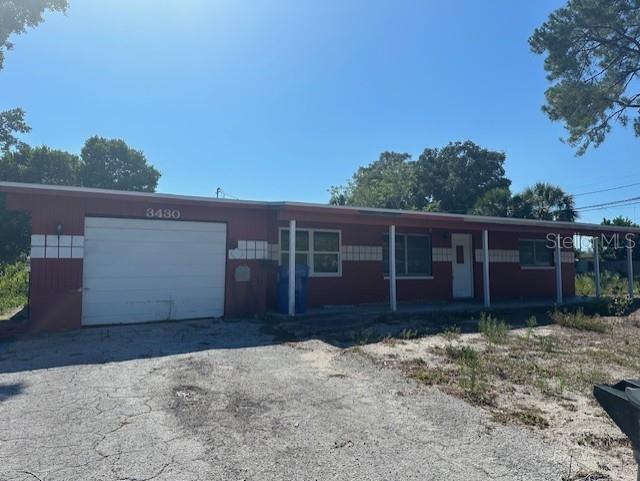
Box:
[3,188,579,333]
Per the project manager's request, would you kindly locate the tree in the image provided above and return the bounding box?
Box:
[530,0,640,154]
[329,152,421,210]
[517,182,577,221]
[415,141,510,213]
[471,188,514,217]
[0,144,80,185]
[0,137,161,264]
[0,108,30,153]
[79,136,160,192]
[600,216,639,259]
[0,0,68,70]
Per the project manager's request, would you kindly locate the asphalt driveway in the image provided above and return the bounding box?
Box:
[0,319,569,481]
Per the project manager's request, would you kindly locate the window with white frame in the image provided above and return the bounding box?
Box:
[519,239,554,267]
[383,234,432,277]
[280,229,341,276]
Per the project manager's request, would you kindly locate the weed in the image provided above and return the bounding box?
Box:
[478,312,510,344]
[551,309,608,333]
[445,345,478,364]
[442,325,461,342]
[399,328,420,340]
[493,406,549,429]
[537,335,556,353]
[381,334,397,347]
[409,367,449,385]
[526,315,537,339]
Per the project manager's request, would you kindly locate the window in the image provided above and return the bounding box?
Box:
[519,239,554,267]
[383,234,432,277]
[280,229,341,276]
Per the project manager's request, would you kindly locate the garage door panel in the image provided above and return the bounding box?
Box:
[82,217,226,326]
[85,217,226,233]
[82,293,225,321]
[84,276,226,291]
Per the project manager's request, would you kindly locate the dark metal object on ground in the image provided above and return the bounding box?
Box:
[594,379,640,481]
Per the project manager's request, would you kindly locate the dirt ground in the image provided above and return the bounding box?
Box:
[0,318,573,481]
[358,310,640,480]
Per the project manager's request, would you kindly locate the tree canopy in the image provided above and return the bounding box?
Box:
[80,136,160,192]
[330,152,420,210]
[331,144,578,222]
[415,141,510,213]
[330,141,509,213]
[0,0,68,70]
[530,0,640,154]
[0,137,161,264]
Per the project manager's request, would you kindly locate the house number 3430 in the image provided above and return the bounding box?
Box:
[146,208,181,219]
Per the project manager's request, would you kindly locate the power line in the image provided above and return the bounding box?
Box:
[576,195,640,211]
[574,181,640,197]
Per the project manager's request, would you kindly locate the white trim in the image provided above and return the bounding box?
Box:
[593,237,601,298]
[4,181,640,234]
[482,229,490,308]
[278,227,342,277]
[627,245,634,297]
[555,234,562,304]
[389,225,397,312]
[289,220,296,316]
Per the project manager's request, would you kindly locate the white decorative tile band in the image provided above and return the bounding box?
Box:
[433,247,453,262]
[31,234,84,259]
[342,245,382,261]
[474,249,575,264]
[228,240,279,260]
[474,249,520,263]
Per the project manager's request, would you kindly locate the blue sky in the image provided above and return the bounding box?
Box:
[1,0,639,224]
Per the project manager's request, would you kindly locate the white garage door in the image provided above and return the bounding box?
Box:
[82,217,226,326]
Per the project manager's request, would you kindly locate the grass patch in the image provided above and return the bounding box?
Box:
[478,312,510,344]
[493,406,549,429]
[0,261,28,316]
[441,325,461,342]
[550,309,608,333]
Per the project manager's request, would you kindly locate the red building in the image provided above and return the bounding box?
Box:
[1,182,637,333]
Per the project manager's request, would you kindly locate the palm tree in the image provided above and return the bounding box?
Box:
[515,182,577,222]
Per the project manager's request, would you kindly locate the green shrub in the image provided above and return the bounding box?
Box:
[0,261,28,315]
[608,294,633,316]
[575,274,595,296]
[550,308,608,333]
[478,312,510,344]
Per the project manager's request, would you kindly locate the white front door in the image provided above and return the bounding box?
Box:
[82,217,227,326]
[451,233,473,298]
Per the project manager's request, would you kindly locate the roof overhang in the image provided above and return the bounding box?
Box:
[1,181,639,236]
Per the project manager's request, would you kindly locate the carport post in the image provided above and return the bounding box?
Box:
[288,219,296,316]
[482,229,490,308]
[555,234,563,304]
[627,240,634,298]
[389,225,397,312]
[593,237,601,298]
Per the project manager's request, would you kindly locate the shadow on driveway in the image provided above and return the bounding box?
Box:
[0,301,575,375]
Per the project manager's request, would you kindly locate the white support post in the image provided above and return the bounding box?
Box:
[482,229,490,308]
[555,234,563,304]
[593,237,601,298]
[628,241,634,298]
[288,219,296,316]
[389,225,397,312]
